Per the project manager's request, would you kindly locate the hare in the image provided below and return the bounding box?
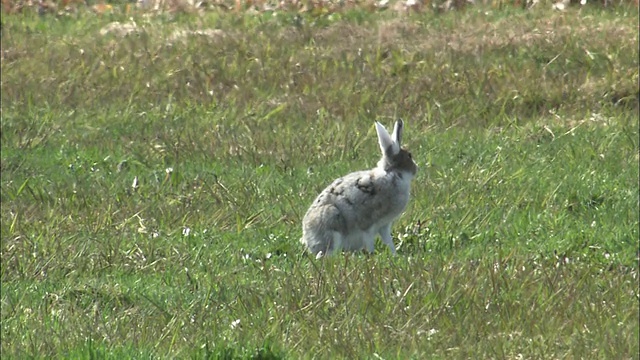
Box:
[301,120,418,258]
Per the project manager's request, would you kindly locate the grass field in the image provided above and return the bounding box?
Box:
[1,2,639,358]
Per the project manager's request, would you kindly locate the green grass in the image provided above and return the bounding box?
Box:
[1,3,639,359]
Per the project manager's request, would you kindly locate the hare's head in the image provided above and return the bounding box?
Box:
[375,120,418,177]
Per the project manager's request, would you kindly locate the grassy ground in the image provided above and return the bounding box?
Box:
[1,3,639,359]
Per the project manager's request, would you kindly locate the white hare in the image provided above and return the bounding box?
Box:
[301,120,418,257]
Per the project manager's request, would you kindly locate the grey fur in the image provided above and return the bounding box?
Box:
[301,120,418,257]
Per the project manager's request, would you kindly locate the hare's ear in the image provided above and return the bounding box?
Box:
[376,121,400,156]
[391,119,404,146]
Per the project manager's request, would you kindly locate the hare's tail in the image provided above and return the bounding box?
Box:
[301,229,342,257]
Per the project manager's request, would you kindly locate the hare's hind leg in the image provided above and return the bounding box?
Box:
[305,230,342,257]
[302,204,346,257]
[362,231,376,254]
